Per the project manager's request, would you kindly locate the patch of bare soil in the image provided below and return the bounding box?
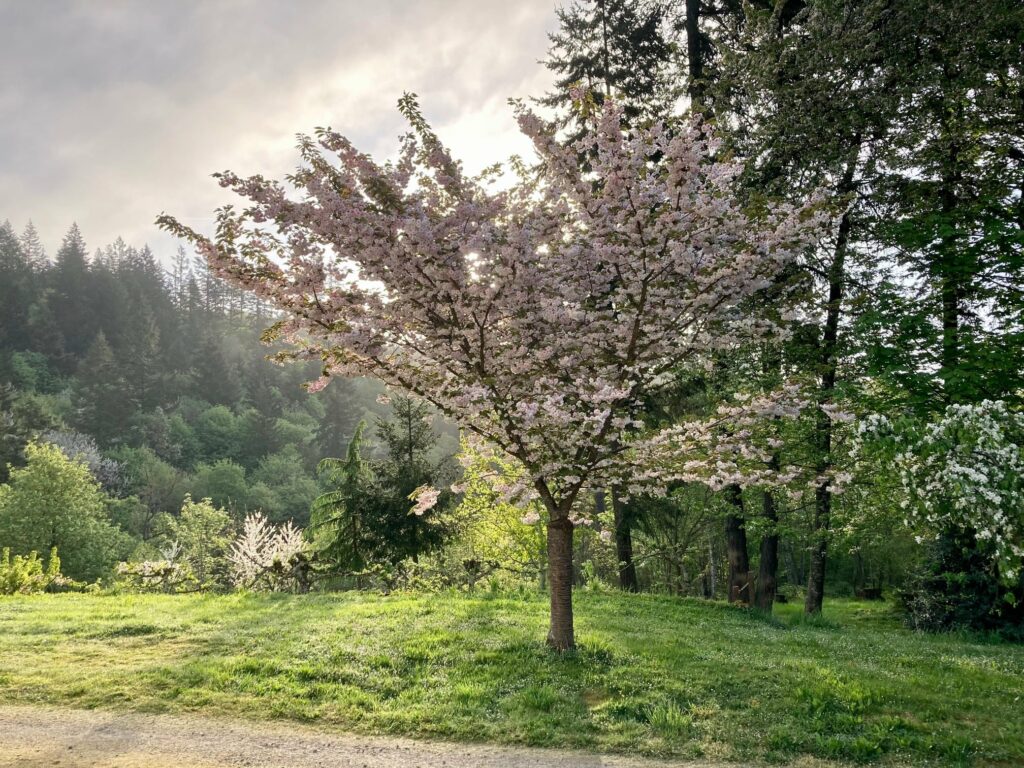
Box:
[0,705,728,768]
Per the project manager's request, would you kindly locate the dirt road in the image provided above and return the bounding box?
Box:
[0,705,721,768]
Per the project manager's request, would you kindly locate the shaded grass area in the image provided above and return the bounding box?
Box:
[0,591,1021,766]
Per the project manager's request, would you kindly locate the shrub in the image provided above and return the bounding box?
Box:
[114,542,199,594]
[228,512,309,592]
[1,546,62,594]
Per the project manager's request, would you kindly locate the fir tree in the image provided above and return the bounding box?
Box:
[18,220,47,270]
[541,0,680,139]
[72,332,134,446]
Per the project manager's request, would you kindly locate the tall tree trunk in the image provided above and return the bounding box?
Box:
[724,484,750,605]
[754,486,779,612]
[546,516,576,650]
[938,136,963,404]
[611,487,639,591]
[685,0,704,107]
[805,140,859,615]
[704,534,717,598]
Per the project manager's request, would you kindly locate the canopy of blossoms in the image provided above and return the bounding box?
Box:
[159,95,830,520]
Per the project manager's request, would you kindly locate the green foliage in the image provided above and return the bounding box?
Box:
[541,0,680,140]
[310,421,375,577]
[451,436,547,585]
[0,442,130,581]
[189,458,250,515]
[163,495,234,588]
[0,546,61,594]
[900,528,1024,640]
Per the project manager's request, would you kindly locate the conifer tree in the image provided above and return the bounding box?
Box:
[72,332,134,446]
[18,220,47,270]
[50,223,96,363]
[541,0,680,138]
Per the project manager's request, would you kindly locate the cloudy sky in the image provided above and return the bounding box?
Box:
[0,0,558,262]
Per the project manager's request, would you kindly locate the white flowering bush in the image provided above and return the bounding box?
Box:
[115,542,198,594]
[855,400,1024,584]
[228,513,309,592]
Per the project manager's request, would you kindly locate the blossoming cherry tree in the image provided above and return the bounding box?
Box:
[159,95,827,649]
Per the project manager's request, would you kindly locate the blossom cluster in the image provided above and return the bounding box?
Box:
[227,513,306,589]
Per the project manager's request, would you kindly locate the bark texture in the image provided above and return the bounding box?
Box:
[611,487,639,591]
[805,143,859,614]
[724,484,751,606]
[754,487,779,612]
[546,516,576,650]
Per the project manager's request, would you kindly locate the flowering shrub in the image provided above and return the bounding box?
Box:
[114,542,198,594]
[228,513,309,592]
[855,400,1024,584]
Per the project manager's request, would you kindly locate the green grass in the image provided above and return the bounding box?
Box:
[0,591,1021,766]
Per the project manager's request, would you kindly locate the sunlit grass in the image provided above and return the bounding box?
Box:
[1,590,1021,765]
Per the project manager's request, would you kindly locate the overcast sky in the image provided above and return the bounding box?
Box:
[0,0,558,262]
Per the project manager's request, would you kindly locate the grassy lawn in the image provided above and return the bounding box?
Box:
[0,590,1021,766]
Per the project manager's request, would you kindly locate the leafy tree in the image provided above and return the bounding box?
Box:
[159,94,825,648]
[0,442,130,581]
[189,458,250,515]
[163,495,234,588]
[251,446,318,525]
[41,429,122,493]
[194,405,242,464]
[452,436,548,586]
[114,446,188,539]
[0,384,33,483]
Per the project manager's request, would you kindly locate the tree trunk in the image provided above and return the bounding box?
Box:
[805,140,859,615]
[805,484,831,614]
[754,487,779,612]
[611,487,639,591]
[685,0,704,107]
[724,484,750,605]
[703,535,717,598]
[546,516,576,651]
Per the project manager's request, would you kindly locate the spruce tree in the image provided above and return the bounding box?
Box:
[72,332,134,446]
[541,0,680,139]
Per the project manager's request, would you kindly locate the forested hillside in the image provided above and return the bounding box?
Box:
[0,221,460,574]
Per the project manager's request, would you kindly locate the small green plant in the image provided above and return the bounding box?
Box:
[647,700,694,737]
[0,546,62,594]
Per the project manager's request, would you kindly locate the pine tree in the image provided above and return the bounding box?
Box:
[50,223,97,364]
[192,334,241,406]
[541,0,680,139]
[310,421,375,579]
[18,221,47,270]
[0,221,31,349]
[72,332,134,446]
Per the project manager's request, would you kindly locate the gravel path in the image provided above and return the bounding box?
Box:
[0,705,722,768]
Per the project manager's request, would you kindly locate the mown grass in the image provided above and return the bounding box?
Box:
[0,590,1021,766]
